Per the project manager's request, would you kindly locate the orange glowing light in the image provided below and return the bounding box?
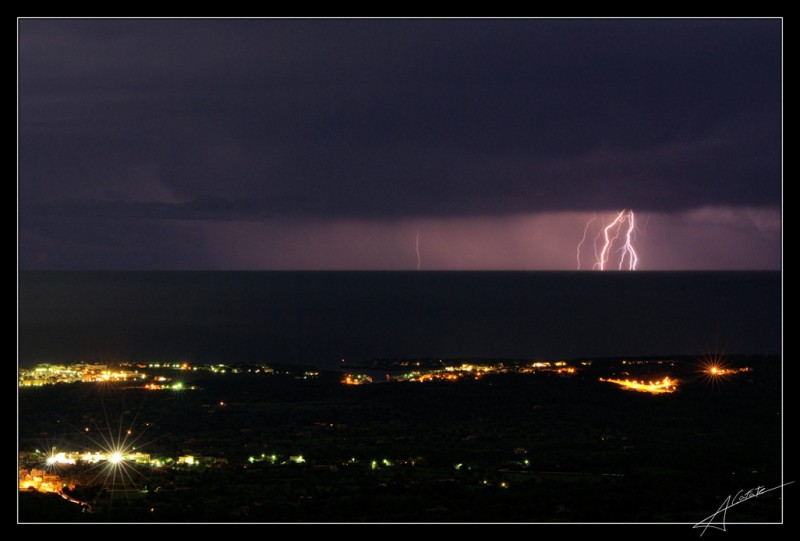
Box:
[705,364,735,376]
[599,376,677,394]
[342,374,372,385]
[697,356,751,391]
[697,353,745,382]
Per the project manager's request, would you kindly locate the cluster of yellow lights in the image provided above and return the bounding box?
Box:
[19,365,148,387]
[343,362,580,385]
[342,374,372,385]
[413,373,467,382]
[705,365,750,376]
[599,377,678,394]
[144,381,189,391]
[43,450,152,466]
[94,370,132,381]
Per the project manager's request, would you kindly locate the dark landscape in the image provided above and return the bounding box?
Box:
[18,355,781,522]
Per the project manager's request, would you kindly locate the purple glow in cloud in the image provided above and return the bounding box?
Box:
[202,207,779,271]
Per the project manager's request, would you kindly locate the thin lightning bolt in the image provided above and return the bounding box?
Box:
[619,210,638,270]
[581,209,639,271]
[576,214,596,270]
[415,230,421,271]
[592,216,605,270]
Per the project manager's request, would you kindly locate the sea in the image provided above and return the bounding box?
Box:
[18,271,781,369]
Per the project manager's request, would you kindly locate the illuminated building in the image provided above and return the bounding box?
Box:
[45,451,76,465]
[19,468,69,493]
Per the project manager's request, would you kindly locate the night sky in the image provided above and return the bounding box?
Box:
[18,19,781,270]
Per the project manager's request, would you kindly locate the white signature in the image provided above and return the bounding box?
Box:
[693,481,794,535]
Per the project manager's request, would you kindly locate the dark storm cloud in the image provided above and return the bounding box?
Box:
[20,216,209,270]
[18,18,781,268]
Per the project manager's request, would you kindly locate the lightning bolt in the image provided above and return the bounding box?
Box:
[598,210,626,271]
[592,216,605,270]
[579,210,640,271]
[415,230,421,271]
[620,210,638,270]
[576,214,596,270]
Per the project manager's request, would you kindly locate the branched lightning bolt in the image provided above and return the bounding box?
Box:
[580,209,639,271]
[598,210,626,271]
[619,210,638,270]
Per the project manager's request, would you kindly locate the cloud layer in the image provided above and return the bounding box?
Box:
[18,19,781,269]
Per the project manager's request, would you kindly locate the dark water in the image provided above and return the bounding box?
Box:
[18,271,781,368]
